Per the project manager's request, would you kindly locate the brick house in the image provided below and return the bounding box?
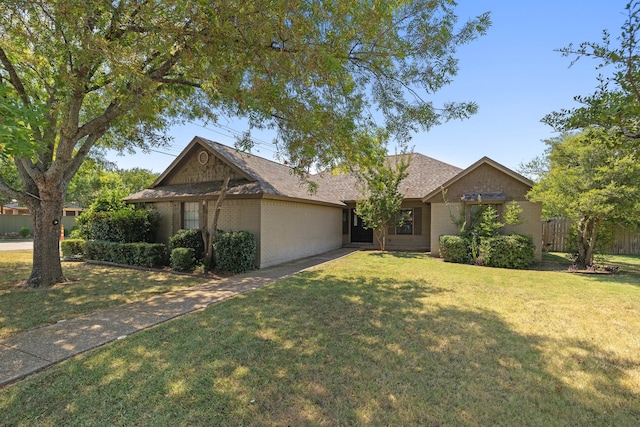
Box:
[125,136,542,268]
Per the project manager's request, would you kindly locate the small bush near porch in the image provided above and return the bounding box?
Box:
[1,251,639,425]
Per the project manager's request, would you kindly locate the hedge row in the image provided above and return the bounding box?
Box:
[60,239,86,258]
[64,229,257,273]
[76,208,158,243]
[84,240,167,268]
[214,230,256,273]
[439,234,535,269]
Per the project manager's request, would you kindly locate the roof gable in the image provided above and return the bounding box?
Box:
[422,156,533,203]
[128,137,343,205]
[151,137,253,187]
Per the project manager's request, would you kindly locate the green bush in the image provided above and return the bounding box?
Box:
[60,239,86,258]
[439,235,469,263]
[214,230,256,273]
[170,248,196,272]
[169,229,205,261]
[479,235,535,269]
[19,227,30,238]
[76,208,158,243]
[85,240,167,268]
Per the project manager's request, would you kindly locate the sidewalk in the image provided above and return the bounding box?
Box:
[0,248,358,388]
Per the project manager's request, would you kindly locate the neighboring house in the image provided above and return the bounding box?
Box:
[1,201,84,217]
[125,136,542,268]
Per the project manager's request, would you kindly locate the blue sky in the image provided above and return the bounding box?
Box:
[112,1,629,173]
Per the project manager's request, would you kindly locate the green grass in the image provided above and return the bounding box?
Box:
[1,251,639,426]
[0,250,210,338]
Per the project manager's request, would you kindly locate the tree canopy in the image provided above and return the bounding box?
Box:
[527,129,640,268]
[543,2,640,140]
[355,152,410,251]
[0,0,489,287]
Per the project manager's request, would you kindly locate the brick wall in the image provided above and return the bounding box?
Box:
[430,201,542,261]
[426,163,531,204]
[214,199,262,266]
[384,201,431,250]
[259,199,342,268]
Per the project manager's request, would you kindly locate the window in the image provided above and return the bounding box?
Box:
[396,208,413,235]
[342,209,349,234]
[182,202,200,229]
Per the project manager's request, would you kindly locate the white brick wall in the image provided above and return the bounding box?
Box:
[259,199,342,268]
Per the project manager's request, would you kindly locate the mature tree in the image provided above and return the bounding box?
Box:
[66,163,157,208]
[355,152,410,251]
[0,79,44,159]
[0,1,489,287]
[527,129,640,268]
[543,2,640,140]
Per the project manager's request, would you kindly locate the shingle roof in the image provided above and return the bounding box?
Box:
[126,137,463,205]
[312,153,462,201]
[126,137,344,206]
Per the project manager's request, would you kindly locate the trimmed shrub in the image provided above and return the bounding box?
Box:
[19,227,30,238]
[479,234,535,269]
[76,208,158,243]
[85,240,167,268]
[169,229,205,261]
[170,248,196,272]
[214,231,256,273]
[439,235,469,264]
[61,239,86,258]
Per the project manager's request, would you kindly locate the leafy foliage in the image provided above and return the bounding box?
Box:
[543,3,640,142]
[170,248,196,273]
[214,231,256,273]
[60,239,86,258]
[479,235,535,269]
[439,235,469,263]
[527,129,640,268]
[355,153,410,250]
[169,229,205,262]
[84,241,167,268]
[66,163,157,208]
[0,0,489,287]
[76,194,159,243]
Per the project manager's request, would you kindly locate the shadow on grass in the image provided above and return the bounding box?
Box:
[0,262,206,338]
[368,251,428,260]
[2,269,638,425]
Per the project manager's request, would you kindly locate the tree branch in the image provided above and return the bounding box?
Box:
[0,47,30,105]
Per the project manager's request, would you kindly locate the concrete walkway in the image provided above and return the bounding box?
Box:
[0,248,358,388]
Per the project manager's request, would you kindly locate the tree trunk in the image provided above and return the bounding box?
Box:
[25,197,66,288]
[376,230,386,251]
[202,177,230,270]
[575,216,600,269]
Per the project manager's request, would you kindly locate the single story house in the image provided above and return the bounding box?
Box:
[1,201,84,217]
[125,136,542,268]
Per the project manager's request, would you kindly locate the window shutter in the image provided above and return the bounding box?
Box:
[414,207,422,235]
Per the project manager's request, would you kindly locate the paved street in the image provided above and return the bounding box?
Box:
[0,241,33,251]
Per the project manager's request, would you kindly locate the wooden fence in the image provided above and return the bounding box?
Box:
[542,217,640,255]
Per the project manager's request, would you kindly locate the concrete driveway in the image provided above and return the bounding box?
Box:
[0,241,33,251]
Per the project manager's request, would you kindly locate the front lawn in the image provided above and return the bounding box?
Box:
[1,251,639,425]
[0,250,210,338]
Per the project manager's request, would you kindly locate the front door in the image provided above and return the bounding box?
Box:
[351,209,373,243]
